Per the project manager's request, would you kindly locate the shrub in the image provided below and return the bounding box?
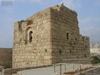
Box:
[45,13,47,16]
[91,56,100,64]
[70,42,72,45]
[59,49,62,54]
[75,38,77,40]
[91,60,100,64]
[84,54,87,58]
[73,47,74,49]
[45,49,47,52]
[20,20,25,22]
[70,50,71,53]
[85,45,87,48]
[92,56,100,60]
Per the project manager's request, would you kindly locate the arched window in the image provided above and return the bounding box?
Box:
[29,31,33,42]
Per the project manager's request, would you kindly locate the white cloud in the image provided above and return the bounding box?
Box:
[83,27,100,35]
[78,17,100,43]
[61,0,81,9]
[84,27,94,31]
[80,17,100,24]
[82,27,100,43]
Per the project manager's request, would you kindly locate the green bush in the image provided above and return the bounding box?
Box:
[84,54,87,58]
[59,49,62,54]
[92,56,100,60]
[70,50,71,53]
[91,60,100,64]
[73,47,74,49]
[75,38,77,40]
[20,20,25,22]
[45,49,47,52]
[45,13,47,16]
[70,42,72,45]
[91,56,100,64]
[85,45,87,48]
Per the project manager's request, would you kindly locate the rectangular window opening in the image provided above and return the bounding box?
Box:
[66,33,69,40]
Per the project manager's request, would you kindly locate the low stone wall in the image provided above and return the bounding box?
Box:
[0,48,12,68]
[4,65,52,75]
[63,59,92,64]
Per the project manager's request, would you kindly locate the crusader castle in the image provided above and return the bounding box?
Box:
[12,4,90,68]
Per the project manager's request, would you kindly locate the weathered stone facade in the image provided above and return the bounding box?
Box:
[12,4,90,68]
[0,48,12,68]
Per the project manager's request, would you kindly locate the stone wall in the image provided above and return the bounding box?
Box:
[12,4,90,68]
[0,48,12,68]
[13,7,52,68]
[50,5,90,63]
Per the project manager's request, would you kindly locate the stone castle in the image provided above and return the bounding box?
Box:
[12,4,90,68]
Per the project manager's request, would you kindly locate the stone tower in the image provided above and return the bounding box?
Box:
[12,4,90,68]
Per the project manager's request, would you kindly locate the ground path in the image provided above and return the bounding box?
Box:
[17,64,91,75]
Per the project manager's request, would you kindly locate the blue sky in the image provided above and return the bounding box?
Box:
[0,0,100,48]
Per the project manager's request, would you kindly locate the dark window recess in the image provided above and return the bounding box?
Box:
[29,31,33,42]
[66,33,69,40]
